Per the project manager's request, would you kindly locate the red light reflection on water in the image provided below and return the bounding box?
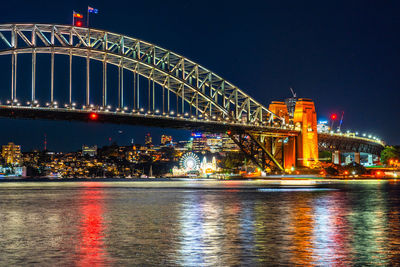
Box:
[76,184,109,266]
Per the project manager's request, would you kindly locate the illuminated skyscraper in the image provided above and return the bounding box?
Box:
[2,142,21,165]
[145,133,153,148]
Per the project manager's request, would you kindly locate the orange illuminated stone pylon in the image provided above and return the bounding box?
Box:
[268,98,319,169]
[293,98,319,167]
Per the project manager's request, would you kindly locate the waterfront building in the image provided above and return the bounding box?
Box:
[2,142,21,165]
[191,132,208,153]
[82,145,97,157]
[161,135,172,145]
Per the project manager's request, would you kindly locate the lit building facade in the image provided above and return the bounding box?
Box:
[161,135,172,145]
[82,145,97,157]
[145,133,153,148]
[2,142,21,165]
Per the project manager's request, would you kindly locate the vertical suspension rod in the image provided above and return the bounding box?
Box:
[148,78,150,112]
[11,52,15,102]
[86,52,90,106]
[152,80,155,111]
[51,49,54,104]
[162,84,165,114]
[121,64,124,108]
[133,69,136,110]
[103,60,107,107]
[69,28,73,107]
[31,49,36,104]
[137,72,140,109]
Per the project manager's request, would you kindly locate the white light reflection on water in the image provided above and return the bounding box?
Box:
[258,188,337,192]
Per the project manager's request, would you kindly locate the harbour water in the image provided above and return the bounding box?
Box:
[0,179,399,265]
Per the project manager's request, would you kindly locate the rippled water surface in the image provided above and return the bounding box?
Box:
[0,180,400,266]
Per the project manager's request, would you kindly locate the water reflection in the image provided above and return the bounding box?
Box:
[76,183,109,266]
[0,181,399,265]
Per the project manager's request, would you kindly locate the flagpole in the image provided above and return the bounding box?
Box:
[87,7,90,27]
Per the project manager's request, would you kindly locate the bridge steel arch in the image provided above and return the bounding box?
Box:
[0,23,295,172]
[0,24,283,125]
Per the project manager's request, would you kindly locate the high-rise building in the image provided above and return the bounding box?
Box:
[82,145,97,157]
[145,133,153,148]
[2,142,21,165]
[191,132,208,153]
[161,135,172,145]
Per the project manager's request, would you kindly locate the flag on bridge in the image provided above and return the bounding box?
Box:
[73,11,83,18]
[88,6,98,14]
[72,11,84,27]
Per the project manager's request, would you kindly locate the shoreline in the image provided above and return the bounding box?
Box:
[0,176,398,183]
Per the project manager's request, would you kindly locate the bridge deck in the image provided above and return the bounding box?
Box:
[0,106,299,135]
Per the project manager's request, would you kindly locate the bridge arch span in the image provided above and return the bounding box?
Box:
[0,24,282,126]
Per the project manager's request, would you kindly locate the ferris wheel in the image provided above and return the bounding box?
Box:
[179,152,200,171]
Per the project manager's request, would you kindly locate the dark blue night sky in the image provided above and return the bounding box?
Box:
[0,0,399,151]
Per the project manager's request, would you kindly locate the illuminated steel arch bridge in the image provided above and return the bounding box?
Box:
[0,24,384,172]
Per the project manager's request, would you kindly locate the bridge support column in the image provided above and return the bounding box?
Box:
[332,150,341,165]
[354,152,360,164]
[293,99,318,167]
[283,136,296,170]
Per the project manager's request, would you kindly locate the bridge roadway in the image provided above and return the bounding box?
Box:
[0,105,298,136]
[0,105,384,156]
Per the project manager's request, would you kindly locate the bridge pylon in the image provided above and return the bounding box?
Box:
[292,98,319,167]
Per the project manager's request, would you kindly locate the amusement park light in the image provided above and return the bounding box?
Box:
[170,111,174,115]
[155,109,160,114]
[346,130,350,134]
[140,108,144,112]
[368,135,372,138]
[72,103,77,106]
[6,100,10,104]
[330,113,337,120]
[124,107,128,111]
[107,105,111,109]
[212,115,216,119]
[184,112,189,116]
[27,101,31,105]
[363,133,366,137]
[355,132,359,135]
